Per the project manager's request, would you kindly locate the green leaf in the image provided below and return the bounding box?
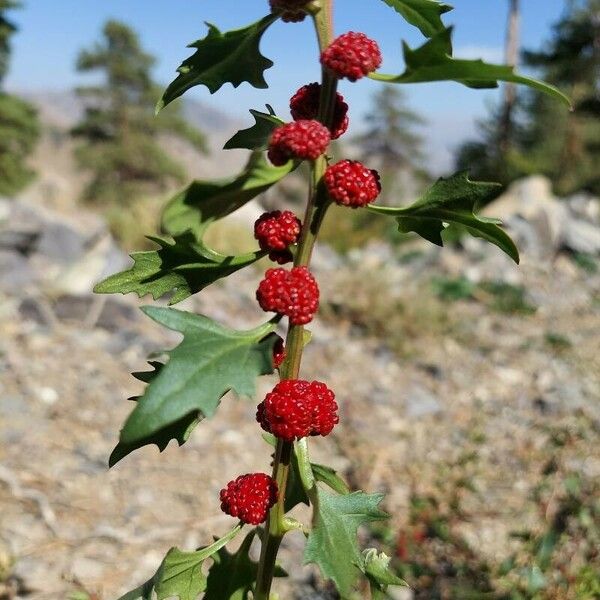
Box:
[368,171,520,263]
[117,525,242,600]
[304,489,388,596]
[262,437,350,508]
[116,307,276,452]
[204,530,286,599]
[361,548,408,598]
[159,15,278,110]
[162,152,294,239]
[94,231,264,305]
[312,463,351,495]
[380,0,452,37]
[108,360,201,466]
[224,108,283,151]
[370,28,571,107]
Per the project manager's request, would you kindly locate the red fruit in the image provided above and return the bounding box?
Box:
[268,120,331,166]
[321,32,382,81]
[257,379,339,441]
[272,335,286,368]
[307,380,339,436]
[220,473,278,525]
[257,380,313,441]
[324,160,381,208]
[254,210,301,264]
[269,0,308,22]
[290,82,349,140]
[256,266,319,325]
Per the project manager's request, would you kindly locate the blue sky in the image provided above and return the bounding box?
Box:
[6,0,567,171]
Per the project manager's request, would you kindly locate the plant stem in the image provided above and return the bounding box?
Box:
[254,4,334,598]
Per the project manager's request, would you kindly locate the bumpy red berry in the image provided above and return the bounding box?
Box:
[290,82,349,140]
[321,32,382,81]
[268,120,330,166]
[272,335,286,368]
[307,381,339,436]
[257,380,313,441]
[269,0,308,22]
[254,210,301,264]
[257,379,339,441]
[324,160,381,208]
[256,266,319,325]
[220,473,278,525]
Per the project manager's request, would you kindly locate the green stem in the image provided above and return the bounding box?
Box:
[254,4,335,599]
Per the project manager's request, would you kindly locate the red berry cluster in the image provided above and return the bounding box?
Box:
[257,379,339,442]
[290,83,349,140]
[324,160,381,207]
[256,266,319,325]
[220,473,278,525]
[269,0,309,22]
[321,32,382,81]
[221,20,384,525]
[268,120,331,166]
[254,210,301,264]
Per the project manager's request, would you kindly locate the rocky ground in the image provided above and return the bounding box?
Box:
[0,176,599,599]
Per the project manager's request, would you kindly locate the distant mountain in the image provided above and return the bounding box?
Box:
[16,89,240,133]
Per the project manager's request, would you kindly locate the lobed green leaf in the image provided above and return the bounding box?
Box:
[117,525,242,600]
[370,27,571,107]
[204,530,286,599]
[361,548,409,598]
[159,15,278,110]
[380,0,453,37]
[368,171,520,263]
[162,152,294,239]
[224,108,283,151]
[94,231,264,305]
[113,307,277,462]
[304,489,388,596]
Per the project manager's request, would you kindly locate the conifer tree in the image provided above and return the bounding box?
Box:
[456,0,600,195]
[354,85,427,202]
[516,0,600,194]
[73,20,207,204]
[0,0,40,196]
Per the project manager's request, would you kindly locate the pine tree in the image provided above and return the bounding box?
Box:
[516,0,600,194]
[73,20,207,204]
[456,0,600,195]
[354,85,427,203]
[0,0,40,196]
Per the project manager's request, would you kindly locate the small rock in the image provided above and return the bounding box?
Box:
[0,229,39,254]
[70,556,105,580]
[36,387,58,405]
[35,219,87,265]
[0,251,36,290]
[563,218,600,255]
[404,384,442,418]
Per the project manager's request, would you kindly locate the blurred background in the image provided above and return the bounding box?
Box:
[0,1,598,598]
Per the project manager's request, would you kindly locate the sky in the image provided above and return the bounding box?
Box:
[6,0,567,172]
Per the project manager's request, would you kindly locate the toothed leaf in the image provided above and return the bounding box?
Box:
[371,28,571,107]
[159,15,277,109]
[380,0,452,37]
[117,526,242,600]
[304,489,388,596]
[224,109,283,151]
[114,307,276,459]
[361,548,408,598]
[204,530,286,599]
[94,231,264,305]
[369,171,520,263]
[162,152,294,239]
